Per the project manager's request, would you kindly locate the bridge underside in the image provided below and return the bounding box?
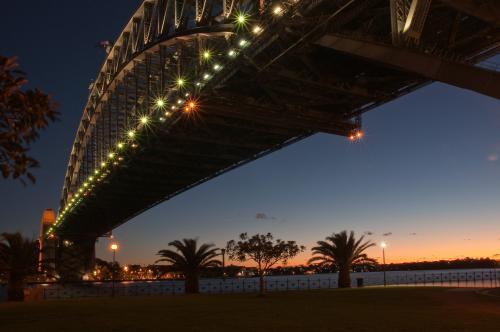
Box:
[56,0,500,244]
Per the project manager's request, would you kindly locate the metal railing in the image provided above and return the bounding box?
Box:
[31,269,499,300]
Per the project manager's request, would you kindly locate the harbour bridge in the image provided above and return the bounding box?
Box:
[47,0,500,279]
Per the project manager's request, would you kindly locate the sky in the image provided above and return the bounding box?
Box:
[1,1,499,266]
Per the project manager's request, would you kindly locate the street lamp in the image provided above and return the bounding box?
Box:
[221,248,226,281]
[381,242,387,287]
[110,243,118,297]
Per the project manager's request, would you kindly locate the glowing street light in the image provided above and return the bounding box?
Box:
[140,116,149,125]
[110,243,119,297]
[381,242,387,287]
[221,248,226,281]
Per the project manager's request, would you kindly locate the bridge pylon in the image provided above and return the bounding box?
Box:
[55,236,96,281]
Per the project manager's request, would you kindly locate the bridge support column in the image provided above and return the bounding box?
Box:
[55,236,96,282]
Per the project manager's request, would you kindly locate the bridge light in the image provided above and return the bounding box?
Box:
[131,143,138,148]
[213,64,222,71]
[83,182,88,187]
[202,50,211,60]
[273,5,284,16]
[140,116,149,124]
[79,188,83,193]
[159,117,165,122]
[348,130,363,141]
[117,142,124,149]
[195,81,202,87]
[234,11,249,28]
[176,77,186,88]
[228,49,237,57]
[252,25,263,35]
[108,152,115,159]
[101,162,106,167]
[94,169,99,175]
[165,111,171,117]
[203,73,211,80]
[238,39,249,48]
[177,99,183,105]
[89,176,94,181]
[185,92,190,97]
[155,98,166,108]
[127,130,135,138]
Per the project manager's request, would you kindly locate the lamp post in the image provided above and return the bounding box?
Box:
[110,243,118,297]
[381,242,387,287]
[221,248,226,281]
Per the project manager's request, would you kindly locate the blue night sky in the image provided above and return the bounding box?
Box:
[1,1,499,265]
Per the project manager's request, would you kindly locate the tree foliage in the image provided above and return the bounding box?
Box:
[0,55,59,183]
[0,232,39,301]
[156,238,221,293]
[309,231,375,288]
[226,233,304,294]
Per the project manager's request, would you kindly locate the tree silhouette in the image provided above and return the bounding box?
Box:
[0,55,59,183]
[0,232,39,301]
[156,238,221,293]
[226,233,304,295]
[309,231,375,288]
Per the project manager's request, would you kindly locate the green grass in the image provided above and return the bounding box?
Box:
[0,287,499,331]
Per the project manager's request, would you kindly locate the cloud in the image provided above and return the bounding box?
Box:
[255,213,283,222]
[493,254,500,257]
[364,231,374,236]
[463,238,472,241]
[487,154,498,162]
[382,232,392,237]
[409,232,417,236]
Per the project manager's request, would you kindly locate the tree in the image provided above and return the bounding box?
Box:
[309,231,375,288]
[156,239,221,293]
[226,233,304,295]
[0,55,59,183]
[0,232,39,301]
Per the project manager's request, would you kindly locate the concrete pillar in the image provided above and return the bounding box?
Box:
[38,209,56,275]
[55,236,96,282]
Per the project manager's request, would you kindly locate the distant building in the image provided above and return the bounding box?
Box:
[38,209,56,274]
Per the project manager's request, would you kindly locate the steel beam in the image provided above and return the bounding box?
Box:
[315,34,500,100]
[440,0,500,26]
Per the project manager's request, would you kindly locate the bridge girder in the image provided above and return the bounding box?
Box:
[315,34,500,100]
[439,0,500,26]
[53,0,500,249]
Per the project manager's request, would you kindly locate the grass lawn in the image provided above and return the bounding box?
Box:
[0,287,499,331]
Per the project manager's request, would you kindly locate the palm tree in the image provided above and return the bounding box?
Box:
[0,232,39,301]
[309,231,375,288]
[156,239,221,293]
